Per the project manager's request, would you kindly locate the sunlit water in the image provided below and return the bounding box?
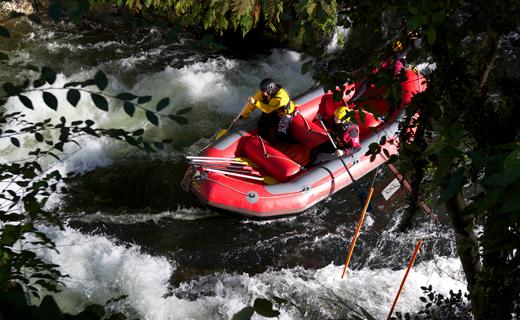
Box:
[1,14,466,319]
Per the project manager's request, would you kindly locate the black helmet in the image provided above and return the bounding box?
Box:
[259,78,277,95]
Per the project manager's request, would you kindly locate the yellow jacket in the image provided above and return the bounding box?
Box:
[241,88,295,118]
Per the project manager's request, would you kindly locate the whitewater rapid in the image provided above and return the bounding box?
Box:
[1,15,466,320]
[35,225,465,320]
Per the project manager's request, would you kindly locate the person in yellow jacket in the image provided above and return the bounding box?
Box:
[240,78,296,143]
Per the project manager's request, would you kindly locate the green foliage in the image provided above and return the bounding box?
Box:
[0,18,191,319]
[231,306,254,320]
[87,0,337,48]
[390,285,471,320]
[0,284,128,320]
[315,1,520,319]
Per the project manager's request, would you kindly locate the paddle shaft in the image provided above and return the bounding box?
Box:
[386,239,423,320]
[317,118,360,186]
[341,186,374,279]
[225,102,249,132]
[203,167,264,181]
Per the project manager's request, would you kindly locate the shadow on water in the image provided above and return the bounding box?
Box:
[62,157,201,213]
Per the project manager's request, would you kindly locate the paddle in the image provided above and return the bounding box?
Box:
[317,118,373,211]
[215,102,249,140]
[201,167,278,185]
[186,156,259,167]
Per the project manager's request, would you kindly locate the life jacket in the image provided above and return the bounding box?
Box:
[241,87,295,118]
[331,121,360,149]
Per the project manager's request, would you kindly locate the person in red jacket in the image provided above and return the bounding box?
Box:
[330,106,360,156]
[310,105,360,164]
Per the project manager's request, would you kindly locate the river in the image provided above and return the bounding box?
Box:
[0,12,466,320]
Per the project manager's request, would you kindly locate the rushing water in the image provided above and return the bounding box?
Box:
[1,13,466,320]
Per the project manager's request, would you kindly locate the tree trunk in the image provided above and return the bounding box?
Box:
[444,192,483,317]
[445,191,516,319]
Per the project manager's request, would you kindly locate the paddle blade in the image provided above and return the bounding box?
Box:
[215,129,228,140]
[235,157,259,168]
[262,176,278,185]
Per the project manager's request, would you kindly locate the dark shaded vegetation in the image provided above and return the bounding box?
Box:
[1,0,519,319]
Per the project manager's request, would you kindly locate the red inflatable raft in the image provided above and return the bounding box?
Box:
[182,68,426,217]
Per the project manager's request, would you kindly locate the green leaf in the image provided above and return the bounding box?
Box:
[34,79,45,88]
[18,95,33,109]
[2,82,20,96]
[91,93,109,111]
[43,92,58,110]
[0,25,10,37]
[116,92,138,100]
[81,79,96,87]
[272,296,288,305]
[132,129,144,136]
[124,102,135,117]
[138,95,152,104]
[253,298,280,318]
[426,26,436,46]
[231,306,254,320]
[407,14,427,29]
[407,5,419,15]
[41,66,57,85]
[37,295,63,319]
[301,60,312,74]
[438,168,465,203]
[176,107,192,115]
[502,162,520,186]
[10,137,20,147]
[35,132,44,142]
[502,196,520,213]
[125,135,138,146]
[156,97,170,111]
[146,110,159,126]
[67,89,80,107]
[94,70,108,90]
[168,115,188,125]
[431,11,446,25]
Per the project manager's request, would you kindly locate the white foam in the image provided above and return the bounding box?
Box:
[63,206,220,224]
[326,26,350,53]
[171,256,466,320]
[33,224,466,320]
[2,48,314,175]
[35,226,211,320]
